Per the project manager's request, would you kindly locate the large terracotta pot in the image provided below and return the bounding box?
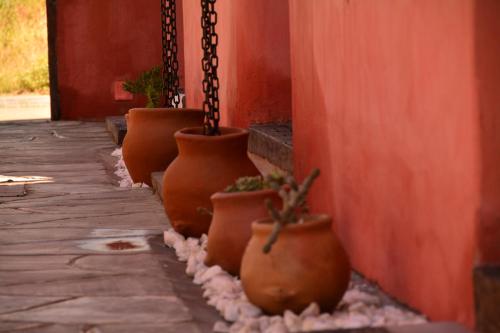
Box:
[240,215,350,315]
[122,108,204,186]
[205,189,281,276]
[162,127,260,237]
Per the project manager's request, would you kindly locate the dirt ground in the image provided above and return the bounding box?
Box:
[0,94,50,122]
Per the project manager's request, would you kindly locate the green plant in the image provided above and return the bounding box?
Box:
[262,168,320,253]
[122,66,163,108]
[196,173,285,216]
[19,56,49,91]
[224,173,286,193]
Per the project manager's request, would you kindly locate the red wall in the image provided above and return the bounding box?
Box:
[56,0,181,120]
[289,0,489,327]
[182,0,292,128]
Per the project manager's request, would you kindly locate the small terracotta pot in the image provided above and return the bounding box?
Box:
[162,127,260,237]
[122,108,204,186]
[240,215,351,315]
[205,189,281,276]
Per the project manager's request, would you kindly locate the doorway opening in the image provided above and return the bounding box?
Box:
[0,0,51,122]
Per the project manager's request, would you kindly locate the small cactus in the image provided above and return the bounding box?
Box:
[262,168,320,253]
[197,173,285,217]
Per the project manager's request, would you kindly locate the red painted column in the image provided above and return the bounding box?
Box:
[475,0,500,266]
[289,0,480,327]
[182,0,292,128]
[57,0,183,120]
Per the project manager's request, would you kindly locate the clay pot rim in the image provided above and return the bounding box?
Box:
[175,126,249,141]
[128,108,203,116]
[211,188,277,201]
[251,214,331,234]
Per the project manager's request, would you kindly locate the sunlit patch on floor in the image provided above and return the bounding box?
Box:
[0,175,53,185]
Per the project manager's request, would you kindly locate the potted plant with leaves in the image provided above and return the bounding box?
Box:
[162,0,259,237]
[121,0,204,186]
[240,169,351,315]
[122,65,163,108]
[204,175,283,276]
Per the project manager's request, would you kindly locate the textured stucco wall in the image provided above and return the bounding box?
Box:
[182,0,292,127]
[56,0,177,119]
[288,0,491,327]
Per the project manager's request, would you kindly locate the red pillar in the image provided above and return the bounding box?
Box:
[475,0,500,266]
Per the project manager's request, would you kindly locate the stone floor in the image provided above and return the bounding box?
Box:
[0,120,219,332]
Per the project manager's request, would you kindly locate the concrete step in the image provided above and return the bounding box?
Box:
[105,115,127,145]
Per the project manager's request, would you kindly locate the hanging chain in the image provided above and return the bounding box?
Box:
[161,0,181,107]
[201,0,220,135]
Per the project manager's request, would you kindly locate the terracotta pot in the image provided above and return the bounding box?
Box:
[240,215,351,315]
[205,189,281,276]
[162,127,260,237]
[122,108,204,186]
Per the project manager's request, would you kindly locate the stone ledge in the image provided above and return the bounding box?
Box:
[315,322,471,333]
[248,123,293,173]
[105,116,127,145]
[151,171,164,201]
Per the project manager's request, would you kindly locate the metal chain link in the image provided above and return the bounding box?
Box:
[161,0,181,107]
[201,0,220,135]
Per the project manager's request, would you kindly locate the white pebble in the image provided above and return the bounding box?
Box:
[341,289,380,307]
[302,316,335,331]
[111,148,134,187]
[300,303,320,318]
[173,240,190,261]
[283,310,302,332]
[258,316,271,332]
[205,275,240,295]
[224,303,240,322]
[163,230,185,248]
[264,321,288,333]
[186,251,205,276]
[238,301,262,318]
[200,233,208,248]
[216,298,230,313]
[195,265,223,284]
[162,227,427,332]
[213,320,230,332]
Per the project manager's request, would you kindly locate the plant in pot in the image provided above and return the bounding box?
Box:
[162,0,260,237]
[240,169,351,315]
[122,65,163,108]
[121,0,204,186]
[204,174,284,276]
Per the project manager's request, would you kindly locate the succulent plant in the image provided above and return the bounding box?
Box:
[262,168,320,253]
[224,173,285,193]
[122,66,163,108]
[224,176,266,193]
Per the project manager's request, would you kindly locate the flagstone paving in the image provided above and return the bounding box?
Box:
[0,120,219,333]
